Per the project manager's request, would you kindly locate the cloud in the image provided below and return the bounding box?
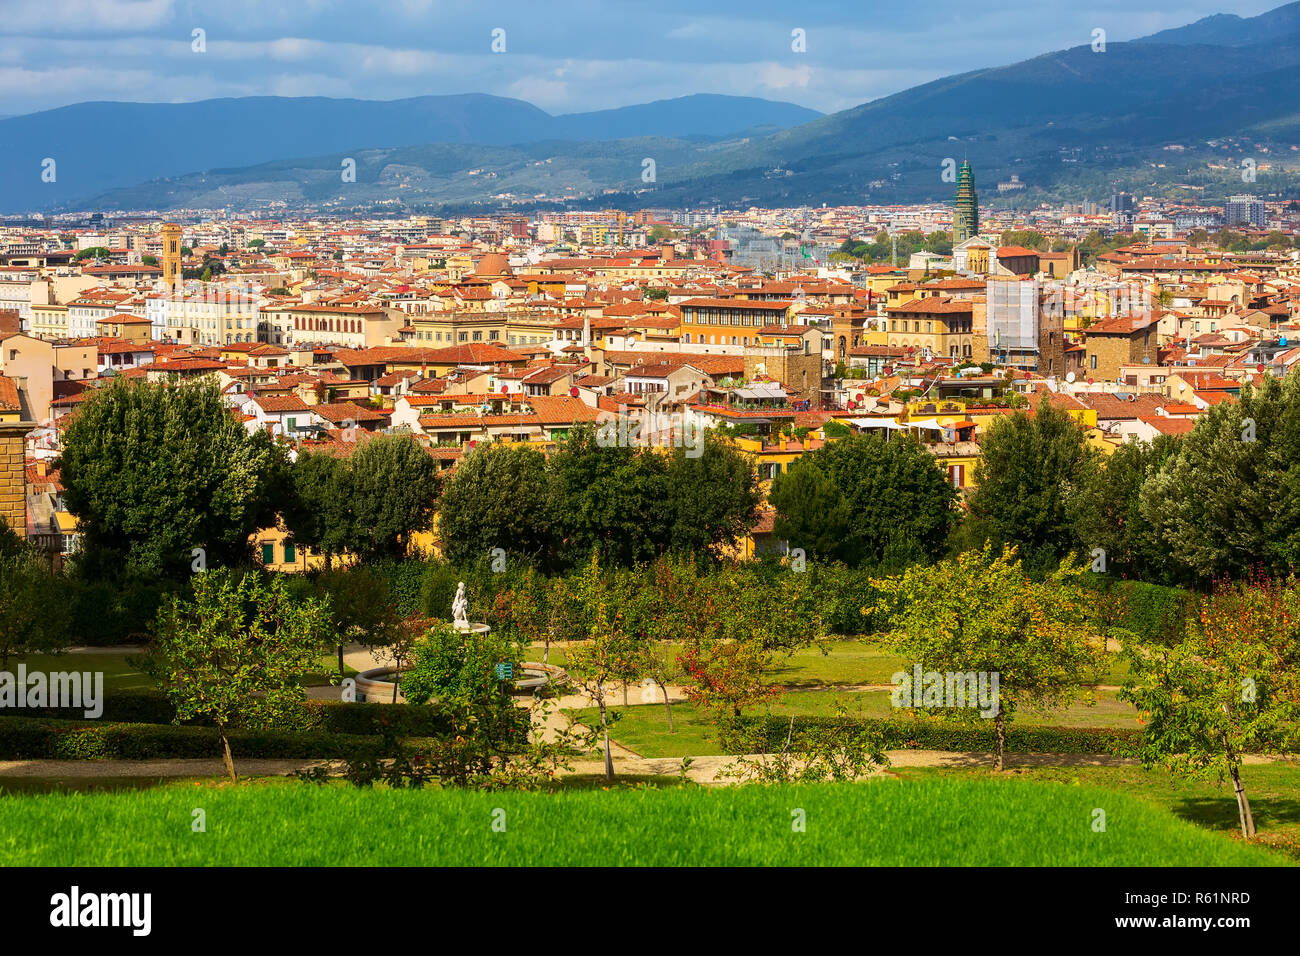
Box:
[1,0,175,33]
[0,0,1287,117]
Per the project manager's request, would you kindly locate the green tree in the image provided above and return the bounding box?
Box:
[436,443,550,566]
[0,549,71,669]
[1141,370,1300,584]
[546,425,669,569]
[1069,434,1181,580]
[282,451,353,567]
[771,433,957,567]
[57,378,290,580]
[966,395,1095,568]
[1120,575,1300,838]
[311,565,403,677]
[346,435,440,559]
[140,254,159,266]
[564,556,636,780]
[770,462,850,561]
[663,434,761,557]
[143,568,332,780]
[874,546,1105,770]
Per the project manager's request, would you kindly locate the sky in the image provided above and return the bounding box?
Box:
[0,0,1285,118]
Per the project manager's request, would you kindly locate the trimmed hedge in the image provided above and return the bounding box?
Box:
[727,715,1142,755]
[0,691,529,741]
[0,718,384,761]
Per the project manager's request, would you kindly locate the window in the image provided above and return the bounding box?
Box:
[283,542,296,563]
[261,543,274,565]
[1090,355,1097,370]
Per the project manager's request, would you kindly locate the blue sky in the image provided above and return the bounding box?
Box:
[0,0,1283,117]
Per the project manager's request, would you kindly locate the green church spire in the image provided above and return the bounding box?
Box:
[954,160,979,243]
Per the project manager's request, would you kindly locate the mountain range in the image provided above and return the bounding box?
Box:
[0,94,821,213]
[6,2,1300,214]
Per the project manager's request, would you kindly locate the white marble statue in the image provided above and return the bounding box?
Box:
[452,582,469,629]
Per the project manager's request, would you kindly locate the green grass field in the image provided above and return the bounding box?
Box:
[0,777,1284,866]
[531,638,1132,689]
[579,689,1141,759]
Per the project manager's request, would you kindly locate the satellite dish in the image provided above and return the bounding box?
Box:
[1142,355,1151,364]
[1065,371,1076,383]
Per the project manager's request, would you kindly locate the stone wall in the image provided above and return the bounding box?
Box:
[0,422,33,536]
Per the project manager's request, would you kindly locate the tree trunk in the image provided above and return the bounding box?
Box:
[219,731,237,783]
[337,643,345,677]
[598,699,614,782]
[622,681,629,707]
[993,710,1006,772]
[1230,763,1256,839]
[392,670,400,704]
[658,681,674,733]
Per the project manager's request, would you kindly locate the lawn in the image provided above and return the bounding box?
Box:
[583,689,1142,759]
[18,652,154,691]
[533,638,1132,689]
[0,776,1284,866]
[8,651,356,696]
[894,763,1300,862]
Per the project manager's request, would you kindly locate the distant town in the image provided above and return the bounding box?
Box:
[1,170,1297,562]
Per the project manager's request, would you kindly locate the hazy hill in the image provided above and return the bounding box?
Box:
[0,93,820,211]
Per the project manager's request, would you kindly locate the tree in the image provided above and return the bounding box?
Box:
[564,557,636,780]
[1141,370,1300,584]
[770,462,850,561]
[546,425,670,569]
[57,378,290,580]
[282,451,353,567]
[345,435,440,559]
[873,546,1105,770]
[311,566,403,676]
[679,640,781,720]
[0,549,71,669]
[141,254,159,266]
[770,432,957,567]
[143,568,332,781]
[1069,433,1181,580]
[966,395,1095,569]
[1120,575,1300,838]
[662,434,761,557]
[436,443,550,566]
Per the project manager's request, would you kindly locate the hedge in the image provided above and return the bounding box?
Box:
[0,690,529,741]
[725,715,1142,755]
[0,707,530,761]
[0,718,384,761]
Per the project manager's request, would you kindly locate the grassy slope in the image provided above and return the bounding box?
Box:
[0,777,1284,867]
